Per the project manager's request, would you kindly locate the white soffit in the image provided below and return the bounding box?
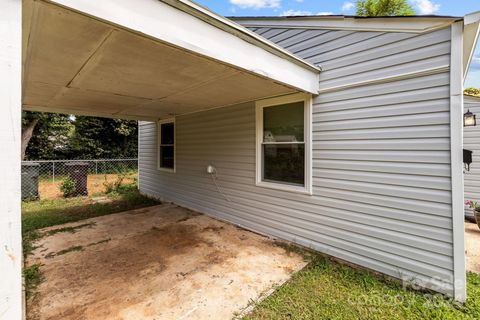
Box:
[464,11,480,79]
[22,0,320,120]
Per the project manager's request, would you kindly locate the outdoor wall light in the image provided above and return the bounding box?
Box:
[464,109,477,127]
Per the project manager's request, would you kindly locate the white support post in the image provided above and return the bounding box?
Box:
[450,21,467,302]
[0,0,23,319]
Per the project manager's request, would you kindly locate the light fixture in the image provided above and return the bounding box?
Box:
[464,109,476,127]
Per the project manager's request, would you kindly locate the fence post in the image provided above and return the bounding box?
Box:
[52,161,55,183]
[95,160,98,175]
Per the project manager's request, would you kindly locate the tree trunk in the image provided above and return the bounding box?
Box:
[21,118,39,160]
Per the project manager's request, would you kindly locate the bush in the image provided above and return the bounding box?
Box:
[59,177,76,198]
[103,173,126,194]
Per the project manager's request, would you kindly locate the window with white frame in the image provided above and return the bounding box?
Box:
[158,119,175,172]
[256,94,312,194]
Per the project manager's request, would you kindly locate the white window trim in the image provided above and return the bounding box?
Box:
[255,93,312,195]
[157,118,176,173]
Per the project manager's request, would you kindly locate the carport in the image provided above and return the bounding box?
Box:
[0,0,319,317]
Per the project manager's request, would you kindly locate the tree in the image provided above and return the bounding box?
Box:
[356,0,415,16]
[22,111,138,160]
[22,112,40,160]
[68,117,138,159]
[23,112,74,160]
[465,87,480,96]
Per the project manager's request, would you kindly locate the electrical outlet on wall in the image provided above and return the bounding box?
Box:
[207,165,216,174]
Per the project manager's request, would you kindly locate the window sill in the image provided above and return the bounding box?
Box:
[157,167,176,173]
[256,180,312,195]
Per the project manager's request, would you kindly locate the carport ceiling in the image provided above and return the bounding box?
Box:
[22,0,319,120]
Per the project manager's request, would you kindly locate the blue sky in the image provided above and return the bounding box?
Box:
[194,0,480,88]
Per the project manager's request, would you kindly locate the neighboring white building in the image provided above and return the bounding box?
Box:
[1,1,480,318]
[464,94,480,220]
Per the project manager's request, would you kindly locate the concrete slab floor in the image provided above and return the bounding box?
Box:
[465,221,480,274]
[26,204,307,320]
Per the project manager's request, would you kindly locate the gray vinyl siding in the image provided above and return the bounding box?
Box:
[464,95,480,219]
[139,26,455,294]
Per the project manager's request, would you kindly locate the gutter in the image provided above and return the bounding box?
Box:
[230,15,460,34]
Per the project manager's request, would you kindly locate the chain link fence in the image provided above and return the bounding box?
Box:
[21,159,138,200]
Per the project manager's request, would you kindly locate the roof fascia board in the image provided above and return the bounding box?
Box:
[464,95,480,102]
[464,11,480,79]
[233,16,459,33]
[160,0,319,72]
[464,11,480,25]
[463,22,480,79]
[45,0,320,94]
[463,94,480,103]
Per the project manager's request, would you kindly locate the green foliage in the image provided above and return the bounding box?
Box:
[22,230,42,257]
[23,111,138,160]
[59,176,77,198]
[68,116,138,159]
[22,187,159,234]
[356,0,415,16]
[23,111,74,160]
[23,264,44,300]
[465,87,480,96]
[44,222,96,236]
[245,256,480,319]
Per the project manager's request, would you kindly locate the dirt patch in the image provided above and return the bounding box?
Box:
[26,204,306,320]
[466,221,480,273]
[38,173,137,199]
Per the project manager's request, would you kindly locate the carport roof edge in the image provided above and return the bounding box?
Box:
[42,0,320,95]
[160,0,321,73]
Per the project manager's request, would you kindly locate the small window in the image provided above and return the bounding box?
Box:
[256,94,311,194]
[158,119,175,172]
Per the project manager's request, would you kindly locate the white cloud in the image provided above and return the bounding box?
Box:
[317,11,334,15]
[412,0,440,15]
[281,9,312,16]
[341,1,354,12]
[472,54,480,69]
[229,0,281,9]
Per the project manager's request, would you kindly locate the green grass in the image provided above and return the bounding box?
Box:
[23,264,44,301]
[244,255,480,320]
[44,222,96,236]
[54,245,85,256]
[22,184,160,256]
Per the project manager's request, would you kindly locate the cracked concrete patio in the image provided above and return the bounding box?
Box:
[26,204,307,320]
